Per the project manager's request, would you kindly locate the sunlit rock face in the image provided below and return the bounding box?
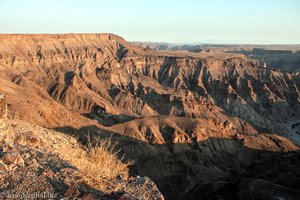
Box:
[0,34,300,199]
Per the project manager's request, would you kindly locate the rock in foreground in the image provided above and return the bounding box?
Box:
[0,119,164,199]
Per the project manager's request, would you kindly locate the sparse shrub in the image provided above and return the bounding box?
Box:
[79,136,131,183]
[60,135,133,191]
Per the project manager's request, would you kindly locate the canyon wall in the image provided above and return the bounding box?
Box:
[0,34,300,199]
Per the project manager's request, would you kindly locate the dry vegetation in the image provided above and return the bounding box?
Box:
[60,135,133,191]
[0,119,133,194]
[0,119,165,199]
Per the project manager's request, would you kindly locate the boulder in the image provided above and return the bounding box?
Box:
[125,176,165,200]
[64,183,80,198]
[2,150,25,166]
[82,193,97,200]
[2,139,15,152]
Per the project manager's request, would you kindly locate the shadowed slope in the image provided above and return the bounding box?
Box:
[0,34,300,199]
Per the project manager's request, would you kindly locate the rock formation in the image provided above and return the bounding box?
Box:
[135,42,300,72]
[0,34,299,199]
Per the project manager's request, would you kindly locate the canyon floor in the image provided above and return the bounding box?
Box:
[0,34,300,199]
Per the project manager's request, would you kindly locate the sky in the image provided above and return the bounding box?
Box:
[0,0,300,44]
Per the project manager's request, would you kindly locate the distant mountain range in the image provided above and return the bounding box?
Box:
[132,41,300,72]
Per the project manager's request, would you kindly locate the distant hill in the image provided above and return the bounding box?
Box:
[132,41,300,72]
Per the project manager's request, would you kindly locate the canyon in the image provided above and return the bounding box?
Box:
[135,42,300,72]
[0,34,300,199]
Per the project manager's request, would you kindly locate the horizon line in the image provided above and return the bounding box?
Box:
[0,32,299,46]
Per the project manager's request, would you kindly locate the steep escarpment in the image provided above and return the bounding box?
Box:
[137,43,300,72]
[117,55,300,144]
[237,48,300,72]
[0,34,300,199]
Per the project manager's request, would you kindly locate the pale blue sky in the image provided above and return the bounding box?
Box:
[0,0,299,44]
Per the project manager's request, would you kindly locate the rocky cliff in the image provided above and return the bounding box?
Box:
[0,34,300,199]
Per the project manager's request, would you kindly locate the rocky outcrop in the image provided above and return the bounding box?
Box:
[0,119,164,199]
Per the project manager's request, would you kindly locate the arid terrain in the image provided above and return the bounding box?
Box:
[0,34,300,199]
[134,42,300,72]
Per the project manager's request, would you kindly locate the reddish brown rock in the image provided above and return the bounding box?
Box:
[64,183,80,198]
[82,193,97,200]
[41,169,56,178]
[2,150,24,166]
